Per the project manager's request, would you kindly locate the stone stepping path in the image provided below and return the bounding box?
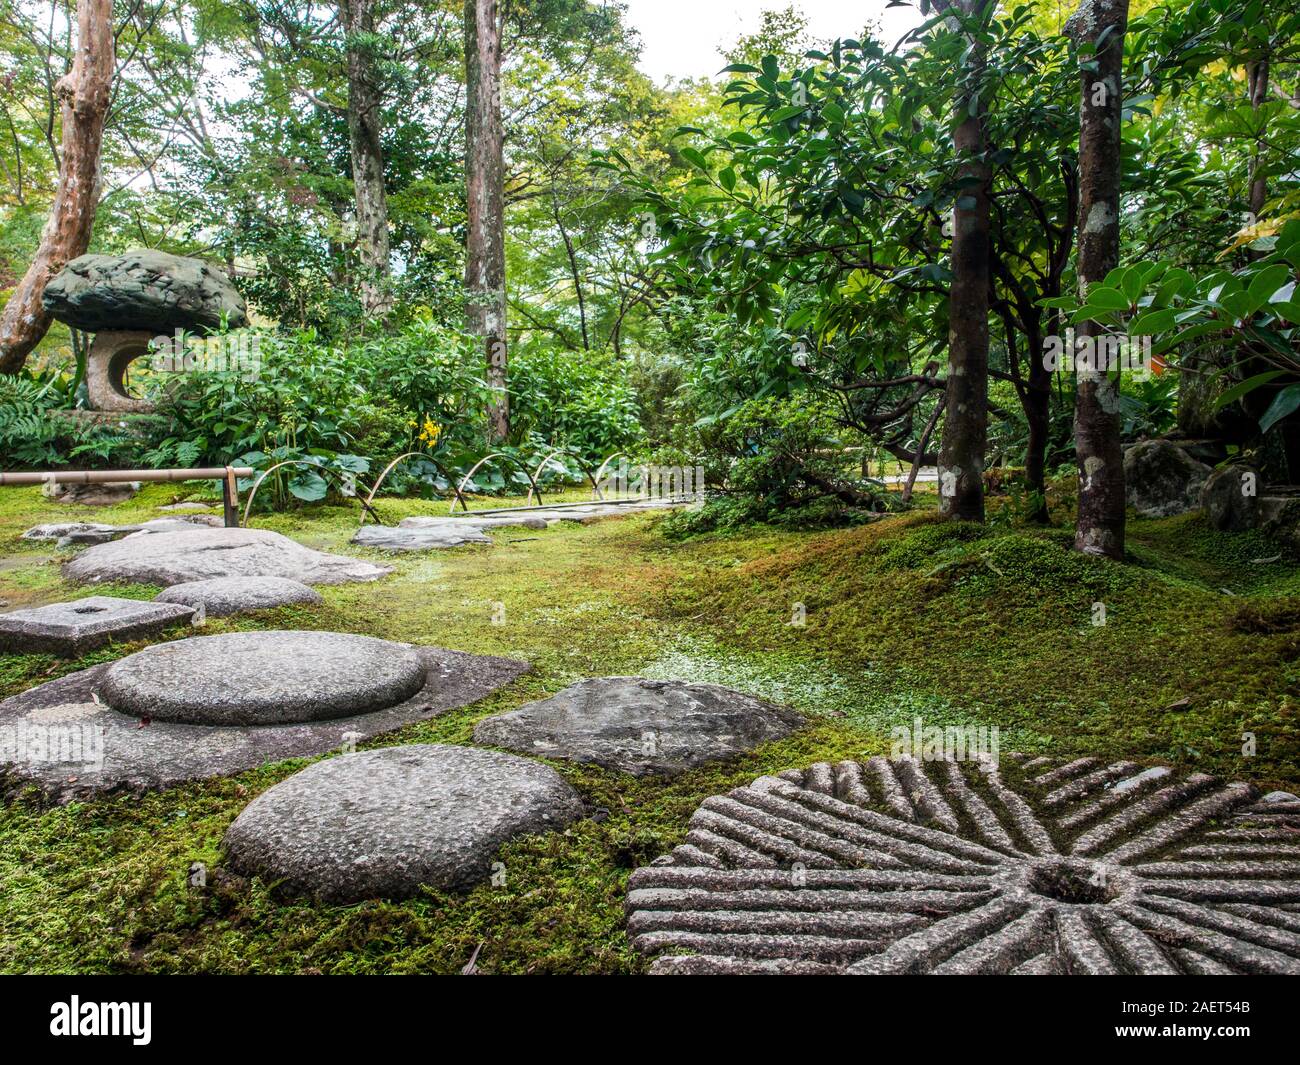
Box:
[223,744,583,902]
[22,516,221,547]
[155,576,322,617]
[0,595,195,656]
[626,754,1300,974]
[474,677,804,776]
[0,631,528,799]
[63,527,390,586]
[350,501,685,552]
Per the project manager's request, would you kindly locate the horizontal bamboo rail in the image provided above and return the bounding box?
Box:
[0,466,255,527]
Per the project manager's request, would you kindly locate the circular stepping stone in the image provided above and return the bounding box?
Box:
[626,755,1300,974]
[100,630,426,725]
[156,576,323,617]
[224,744,584,902]
[473,677,804,776]
[0,640,530,799]
[63,527,391,586]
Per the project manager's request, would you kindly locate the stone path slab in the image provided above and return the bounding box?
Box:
[0,643,529,800]
[626,754,1300,974]
[22,516,221,547]
[223,744,584,903]
[474,677,804,776]
[0,595,195,656]
[155,576,322,617]
[63,527,391,586]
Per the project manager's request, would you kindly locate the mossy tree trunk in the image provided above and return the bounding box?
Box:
[341,0,392,317]
[934,0,994,523]
[464,0,509,442]
[1069,0,1129,559]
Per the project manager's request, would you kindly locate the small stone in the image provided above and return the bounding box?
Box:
[63,527,391,586]
[473,677,804,776]
[1200,465,1260,531]
[45,481,140,507]
[353,524,492,551]
[223,744,584,902]
[0,596,195,656]
[155,576,322,617]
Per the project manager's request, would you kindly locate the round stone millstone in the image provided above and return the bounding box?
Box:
[223,744,585,902]
[98,630,427,725]
[626,755,1300,974]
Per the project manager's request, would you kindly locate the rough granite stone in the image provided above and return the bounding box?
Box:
[42,249,248,333]
[223,744,585,902]
[0,645,529,800]
[23,516,222,548]
[46,481,140,506]
[474,677,804,776]
[627,754,1300,974]
[1201,465,1260,531]
[63,527,391,586]
[1124,440,1212,518]
[155,576,323,617]
[99,630,425,725]
[0,596,195,656]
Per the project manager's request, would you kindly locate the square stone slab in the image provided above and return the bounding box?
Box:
[0,596,196,656]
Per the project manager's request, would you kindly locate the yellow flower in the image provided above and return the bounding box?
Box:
[417,417,441,447]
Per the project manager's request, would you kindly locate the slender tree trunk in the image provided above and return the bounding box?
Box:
[464,0,509,441]
[936,0,992,522]
[1068,0,1129,559]
[1247,58,1270,222]
[0,0,113,375]
[341,0,392,316]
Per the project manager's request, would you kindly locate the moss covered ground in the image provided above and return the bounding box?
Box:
[0,481,1296,973]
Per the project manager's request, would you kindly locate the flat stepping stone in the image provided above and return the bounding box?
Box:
[0,595,195,656]
[223,744,583,902]
[0,638,529,799]
[353,524,492,551]
[63,527,391,586]
[473,677,804,776]
[626,756,1300,974]
[155,576,322,617]
[99,630,426,725]
[21,516,219,547]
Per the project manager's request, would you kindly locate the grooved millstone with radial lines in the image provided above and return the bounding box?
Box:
[626,754,1300,974]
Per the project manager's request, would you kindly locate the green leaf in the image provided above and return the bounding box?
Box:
[1084,286,1130,311]
[1212,370,1285,412]
[1259,383,1300,434]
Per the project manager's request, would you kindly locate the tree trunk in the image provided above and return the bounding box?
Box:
[464,0,509,441]
[0,0,113,375]
[341,0,392,316]
[936,0,992,522]
[1247,58,1270,222]
[1068,0,1129,559]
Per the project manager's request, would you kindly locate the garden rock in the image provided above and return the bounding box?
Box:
[99,630,425,725]
[1200,465,1260,531]
[628,754,1300,974]
[0,595,194,656]
[42,249,248,333]
[155,576,322,617]
[223,744,584,902]
[473,677,804,776]
[45,481,139,506]
[1124,440,1212,518]
[62,527,391,586]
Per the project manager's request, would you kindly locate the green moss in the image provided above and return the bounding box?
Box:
[0,484,1297,974]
